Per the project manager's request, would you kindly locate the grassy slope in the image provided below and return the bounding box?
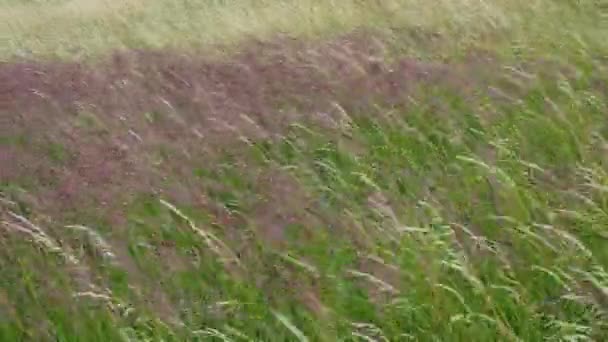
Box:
[2,0,608,341]
[3,0,604,60]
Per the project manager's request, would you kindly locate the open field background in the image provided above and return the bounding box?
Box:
[2,0,608,340]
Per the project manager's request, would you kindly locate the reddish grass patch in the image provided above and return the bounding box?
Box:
[0,31,515,322]
[0,31,493,238]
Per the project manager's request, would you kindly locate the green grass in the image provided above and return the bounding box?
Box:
[2,0,608,341]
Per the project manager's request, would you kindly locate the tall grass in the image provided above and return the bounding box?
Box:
[2,0,605,59]
[2,0,608,341]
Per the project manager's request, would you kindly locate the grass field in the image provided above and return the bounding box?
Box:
[2,0,608,341]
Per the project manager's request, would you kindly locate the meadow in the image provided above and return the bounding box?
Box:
[1,0,608,340]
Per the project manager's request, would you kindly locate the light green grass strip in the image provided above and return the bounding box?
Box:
[2,0,605,59]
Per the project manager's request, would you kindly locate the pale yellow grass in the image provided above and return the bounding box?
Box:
[1,0,142,31]
[1,0,604,60]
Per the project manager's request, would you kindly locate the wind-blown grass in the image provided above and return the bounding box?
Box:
[2,0,606,59]
[1,0,608,341]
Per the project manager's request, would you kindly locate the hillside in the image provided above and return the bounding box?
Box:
[2,1,608,340]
